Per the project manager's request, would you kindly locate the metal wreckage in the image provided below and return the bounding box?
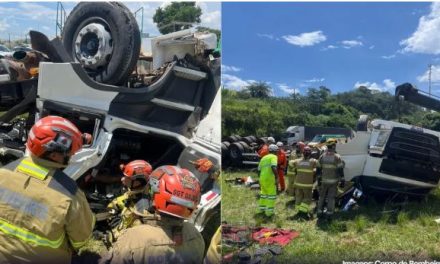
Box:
[0,2,220,244]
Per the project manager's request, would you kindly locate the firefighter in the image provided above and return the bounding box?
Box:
[291,146,319,219]
[276,142,287,192]
[0,116,95,264]
[256,144,279,218]
[191,158,220,193]
[107,160,153,241]
[100,165,205,264]
[317,138,345,218]
[286,141,305,196]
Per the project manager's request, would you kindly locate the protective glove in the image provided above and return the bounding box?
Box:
[317,177,322,188]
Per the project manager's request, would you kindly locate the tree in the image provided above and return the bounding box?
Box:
[153,2,202,35]
[244,81,272,98]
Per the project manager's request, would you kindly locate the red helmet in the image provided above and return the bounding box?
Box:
[149,165,201,219]
[193,158,213,173]
[27,116,83,160]
[121,160,153,184]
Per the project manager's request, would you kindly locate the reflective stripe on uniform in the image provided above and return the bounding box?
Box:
[69,214,96,249]
[294,182,313,188]
[0,217,64,248]
[297,168,313,173]
[322,180,339,184]
[266,195,277,200]
[321,164,337,169]
[17,160,49,181]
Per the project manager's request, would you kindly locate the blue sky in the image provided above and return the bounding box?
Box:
[222,2,440,97]
[0,2,220,40]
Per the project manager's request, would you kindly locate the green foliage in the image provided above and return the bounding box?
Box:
[243,81,272,98]
[153,2,202,34]
[223,85,428,137]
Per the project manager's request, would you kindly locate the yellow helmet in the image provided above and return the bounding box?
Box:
[326,138,337,147]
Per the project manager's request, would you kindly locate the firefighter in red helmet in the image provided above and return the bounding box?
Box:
[0,116,94,264]
[100,165,205,264]
[106,160,153,241]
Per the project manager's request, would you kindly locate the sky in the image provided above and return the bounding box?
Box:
[222,2,440,97]
[0,2,220,40]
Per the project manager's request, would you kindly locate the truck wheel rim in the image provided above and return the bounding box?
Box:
[74,23,113,70]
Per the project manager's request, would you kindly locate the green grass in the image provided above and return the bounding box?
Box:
[222,170,440,264]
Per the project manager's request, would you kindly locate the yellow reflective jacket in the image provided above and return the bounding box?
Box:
[0,156,95,264]
[100,217,205,264]
[291,158,319,188]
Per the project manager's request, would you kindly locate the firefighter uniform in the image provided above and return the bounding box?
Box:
[204,226,221,264]
[0,156,95,264]
[291,157,319,214]
[286,151,301,196]
[100,216,205,264]
[277,149,287,192]
[256,153,278,217]
[317,151,344,215]
[107,191,152,240]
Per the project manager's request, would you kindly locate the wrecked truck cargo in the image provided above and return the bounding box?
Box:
[36,30,220,233]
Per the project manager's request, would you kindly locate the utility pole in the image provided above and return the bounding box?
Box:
[429,64,432,97]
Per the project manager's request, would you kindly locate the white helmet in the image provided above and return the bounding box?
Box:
[269,144,279,152]
[267,137,275,144]
[276,141,283,147]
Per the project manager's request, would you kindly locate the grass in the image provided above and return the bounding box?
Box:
[222,169,440,264]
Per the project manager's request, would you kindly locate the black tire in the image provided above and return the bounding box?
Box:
[249,135,257,142]
[238,141,250,152]
[62,2,140,85]
[229,142,244,165]
[257,137,268,145]
[221,142,230,158]
[242,136,255,145]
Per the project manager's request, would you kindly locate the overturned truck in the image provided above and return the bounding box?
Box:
[338,83,440,196]
[0,2,221,240]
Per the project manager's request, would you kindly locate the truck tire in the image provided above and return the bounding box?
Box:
[242,136,255,145]
[62,2,140,85]
[357,115,369,131]
[229,142,244,166]
[257,137,268,145]
[238,141,250,152]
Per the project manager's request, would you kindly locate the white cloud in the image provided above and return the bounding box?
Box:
[326,45,337,49]
[341,40,363,49]
[277,83,299,95]
[401,2,440,54]
[382,54,396,59]
[222,74,254,91]
[354,79,396,92]
[305,78,325,83]
[222,65,242,73]
[417,65,440,83]
[282,30,326,47]
[257,33,274,40]
[369,45,375,50]
[196,2,220,29]
[0,19,10,32]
